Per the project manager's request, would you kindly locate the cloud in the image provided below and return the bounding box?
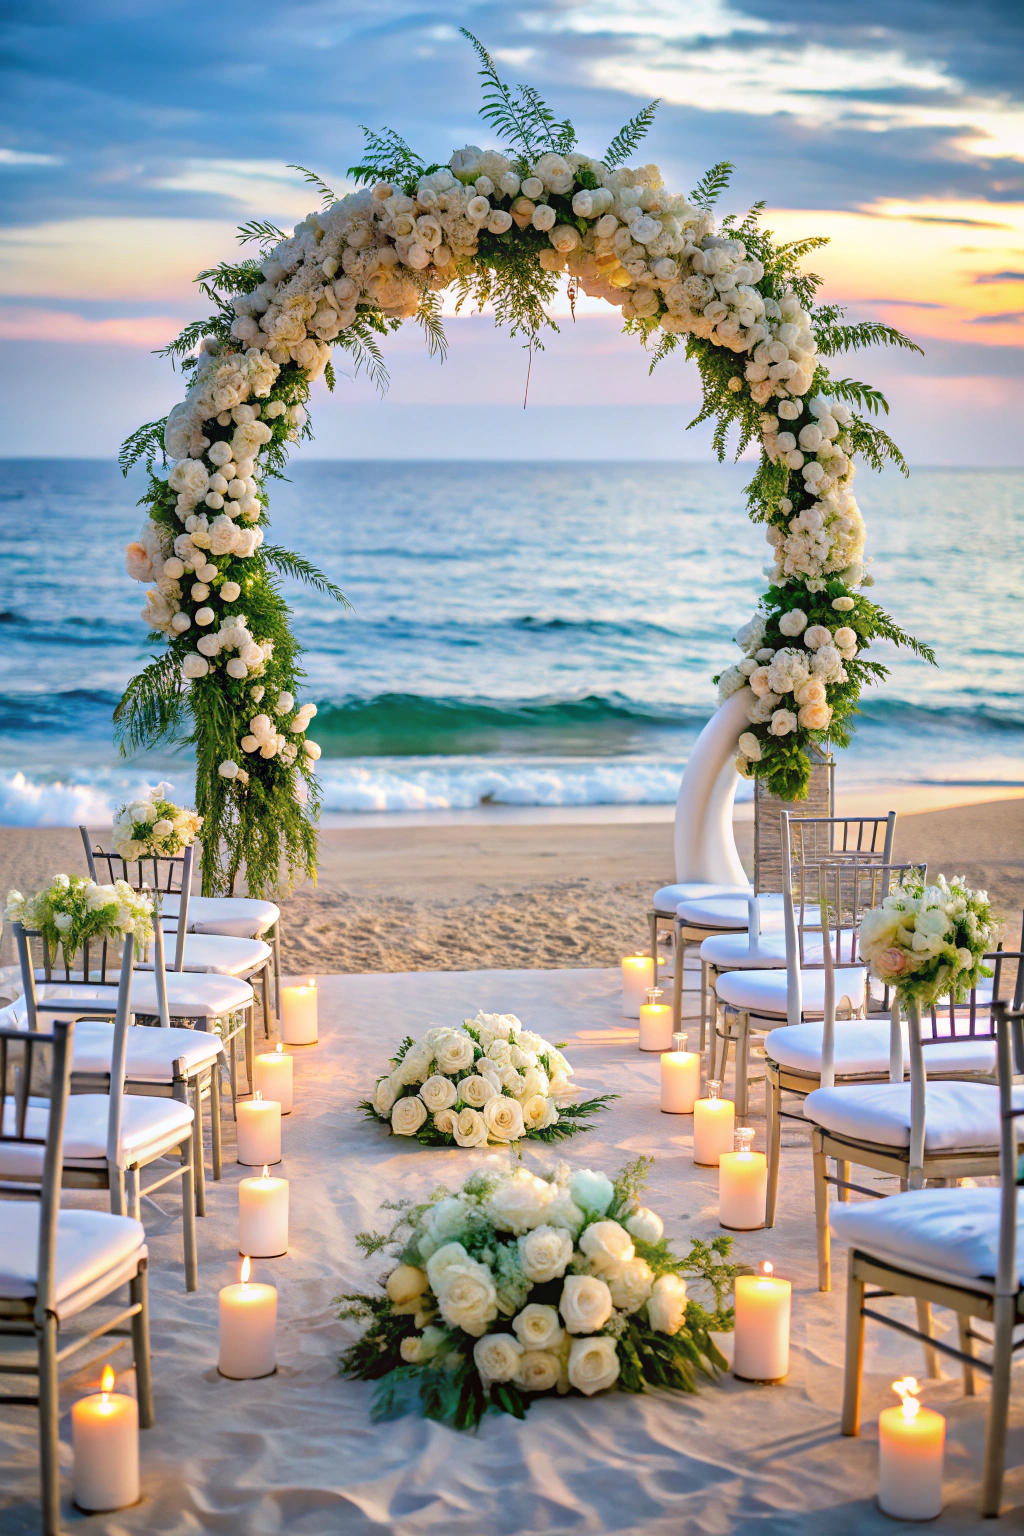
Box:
[0,148,62,166]
[0,304,183,346]
[968,310,1024,324]
[975,269,1024,282]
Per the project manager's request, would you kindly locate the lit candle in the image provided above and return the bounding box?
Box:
[218,1256,278,1380]
[281,976,318,1045]
[71,1365,139,1513]
[638,986,673,1052]
[621,952,661,1018]
[879,1377,945,1521]
[719,1127,767,1230]
[237,1089,281,1167]
[693,1079,735,1166]
[733,1261,791,1381]
[239,1164,289,1257]
[661,1031,700,1113]
[254,1041,293,1114]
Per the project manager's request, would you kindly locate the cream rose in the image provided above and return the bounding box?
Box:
[579,1219,634,1272]
[434,1261,499,1336]
[625,1208,664,1244]
[452,1107,488,1148]
[567,1336,620,1396]
[425,1241,469,1290]
[487,1169,554,1233]
[419,1074,458,1113]
[512,1304,565,1351]
[560,1274,614,1334]
[386,1264,429,1307]
[607,1256,654,1314]
[483,1095,525,1143]
[518,1224,575,1283]
[373,1076,397,1115]
[435,1033,476,1075]
[794,676,827,708]
[798,701,832,730]
[458,1073,497,1109]
[646,1272,688,1335]
[433,1108,456,1135]
[391,1096,428,1136]
[521,1094,557,1131]
[472,1332,523,1383]
[513,1350,562,1393]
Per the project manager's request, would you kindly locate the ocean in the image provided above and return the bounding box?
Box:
[0,459,1021,824]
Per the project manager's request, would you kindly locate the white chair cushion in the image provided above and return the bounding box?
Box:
[653,882,751,915]
[0,1092,194,1177]
[145,933,271,977]
[700,931,828,969]
[70,1020,222,1082]
[0,1201,146,1305]
[161,894,279,938]
[716,966,866,1018]
[17,973,254,1024]
[802,1079,1020,1152]
[829,1186,1023,1291]
[766,1019,997,1079]
[676,893,786,932]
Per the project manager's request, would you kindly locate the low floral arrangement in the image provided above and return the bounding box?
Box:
[338,1157,737,1428]
[5,875,155,962]
[112,783,203,862]
[361,1011,615,1147]
[859,873,995,1010]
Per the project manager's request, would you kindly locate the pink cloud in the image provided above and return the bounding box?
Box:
[0,306,185,346]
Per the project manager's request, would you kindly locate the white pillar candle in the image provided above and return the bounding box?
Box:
[719,1127,768,1230]
[254,1041,293,1114]
[281,977,318,1044]
[693,1080,735,1166]
[879,1378,945,1521]
[237,1090,281,1166]
[661,1032,700,1113]
[638,987,673,1052]
[620,952,664,1017]
[71,1366,139,1513]
[732,1262,791,1381]
[239,1165,289,1257]
[218,1257,278,1379]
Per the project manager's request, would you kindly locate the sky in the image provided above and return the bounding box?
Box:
[1,0,1023,462]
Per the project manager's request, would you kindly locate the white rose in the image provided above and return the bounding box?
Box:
[513,1351,562,1393]
[532,203,556,231]
[607,1256,654,1314]
[391,1096,428,1136]
[452,1107,489,1147]
[425,1241,469,1290]
[435,1033,476,1075]
[419,1074,458,1113]
[473,1332,523,1383]
[769,709,798,736]
[798,701,832,730]
[433,1108,456,1135]
[625,1208,664,1244]
[567,1336,620,1396]
[778,608,807,636]
[486,1039,513,1068]
[803,624,832,650]
[569,1169,615,1216]
[832,595,855,612]
[373,1076,397,1115]
[487,1169,554,1233]
[647,1272,689,1334]
[458,1074,497,1109]
[748,666,773,698]
[546,1189,585,1233]
[216,763,238,781]
[560,1274,613,1334]
[521,1094,557,1131]
[483,1095,525,1142]
[580,1219,634,1272]
[737,732,762,763]
[512,1304,564,1351]
[833,626,857,650]
[518,1224,575,1283]
[434,1261,499,1336]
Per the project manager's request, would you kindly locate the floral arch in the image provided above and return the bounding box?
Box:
[119,33,931,898]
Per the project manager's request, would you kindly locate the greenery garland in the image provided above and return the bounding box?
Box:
[119,31,931,893]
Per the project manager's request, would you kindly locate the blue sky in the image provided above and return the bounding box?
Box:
[2,0,1023,461]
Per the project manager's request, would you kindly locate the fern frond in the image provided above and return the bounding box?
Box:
[814,311,924,358]
[113,652,188,754]
[194,259,263,295]
[118,419,168,476]
[288,163,337,209]
[690,161,734,210]
[828,377,890,416]
[647,331,680,374]
[261,545,350,605]
[237,218,285,249]
[604,101,660,168]
[336,319,391,395]
[416,288,448,362]
[347,127,429,192]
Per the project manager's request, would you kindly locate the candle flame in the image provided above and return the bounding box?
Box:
[307,976,315,988]
[262,1164,270,1181]
[761,1261,773,1278]
[254,1090,263,1102]
[276,1042,283,1055]
[894,1377,920,1420]
[100,1365,114,1396]
[240,1256,251,1285]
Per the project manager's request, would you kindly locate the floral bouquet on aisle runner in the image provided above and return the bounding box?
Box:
[111,783,203,862]
[858,873,996,1011]
[338,1157,738,1427]
[360,1011,616,1147]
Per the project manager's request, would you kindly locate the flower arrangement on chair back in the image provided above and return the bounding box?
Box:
[111,783,203,862]
[4,876,154,970]
[858,873,996,1010]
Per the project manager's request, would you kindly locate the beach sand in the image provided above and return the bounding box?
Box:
[1,793,1020,974]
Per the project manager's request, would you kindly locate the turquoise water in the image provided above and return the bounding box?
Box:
[0,459,1020,821]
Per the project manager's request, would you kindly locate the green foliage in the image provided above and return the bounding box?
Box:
[118,418,168,474]
[347,126,434,193]
[416,288,448,362]
[689,161,734,210]
[611,1154,654,1212]
[287,163,337,209]
[527,1094,620,1142]
[237,218,286,249]
[461,29,576,157]
[827,376,891,416]
[603,100,660,168]
[335,317,394,395]
[813,304,923,358]
[113,652,187,752]
[194,258,263,295]
[453,231,561,348]
[261,545,351,605]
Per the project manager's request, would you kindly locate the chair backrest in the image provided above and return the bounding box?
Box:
[0,1017,74,1313]
[786,811,897,874]
[80,825,194,901]
[993,1000,1024,1299]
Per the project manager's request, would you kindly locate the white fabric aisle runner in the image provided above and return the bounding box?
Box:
[1,966,1019,1534]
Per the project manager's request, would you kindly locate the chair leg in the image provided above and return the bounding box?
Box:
[260,962,271,1039]
[190,1077,207,1218]
[130,1262,155,1429]
[699,961,709,1056]
[841,1254,866,1435]
[735,1013,751,1124]
[37,1310,61,1536]
[672,927,685,1033]
[981,1292,1016,1517]
[126,1165,141,1222]
[765,1071,782,1228]
[837,1159,851,1203]
[648,910,659,995]
[812,1133,831,1291]
[958,1313,976,1396]
[272,919,282,1021]
[210,1062,223,1180]
[180,1136,198,1293]
[915,1298,942,1379]
[228,1029,238,1118]
[244,1004,255,1092]
[110,1164,127,1218]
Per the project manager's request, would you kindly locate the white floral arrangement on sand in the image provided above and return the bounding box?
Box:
[360,1011,615,1147]
[859,873,995,1010]
[338,1156,738,1428]
[112,783,203,862]
[5,875,155,963]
